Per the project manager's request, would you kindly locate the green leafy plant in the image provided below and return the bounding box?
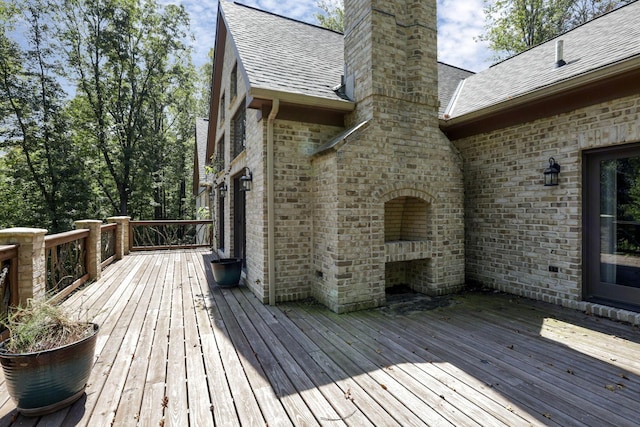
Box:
[2,299,93,354]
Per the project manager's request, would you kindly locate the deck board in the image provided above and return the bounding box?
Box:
[0,250,639,426]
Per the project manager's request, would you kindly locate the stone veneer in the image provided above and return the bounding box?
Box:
[454,95,640,322]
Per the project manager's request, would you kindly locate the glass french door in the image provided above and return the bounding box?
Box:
[584,145,640,310]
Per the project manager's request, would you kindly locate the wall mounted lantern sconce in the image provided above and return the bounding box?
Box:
[218,183,228,198]
[544,157,561,186]
[240,168,253,192]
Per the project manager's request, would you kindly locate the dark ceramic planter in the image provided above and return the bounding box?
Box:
[0,323,99,416]
[211,258,243,287]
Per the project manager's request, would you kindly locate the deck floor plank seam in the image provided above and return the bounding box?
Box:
[79,253,159,426]
[292,303,465,427]
[187,252,240,426]
[228,288,345,426]
[182,252,216,426]
[317,305,522,427]
[165,252,190,426]
[253,304,401,426]
[358,305,613,426]
[238,288,378,427]
[282,304,431,426]
[356,310,568,427]
[450,307,640,414]
[207,285,273,425]
[138,251,176,427]
[413,308,637,427]
[111,251,169,426]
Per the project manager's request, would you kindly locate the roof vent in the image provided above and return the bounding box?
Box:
[555,40,566,68]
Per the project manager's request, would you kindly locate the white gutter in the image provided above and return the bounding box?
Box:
[267,98,279,305]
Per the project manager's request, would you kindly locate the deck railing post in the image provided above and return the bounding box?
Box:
[75,220,102,281]
[107,216,131,259]
[0,228,47,305]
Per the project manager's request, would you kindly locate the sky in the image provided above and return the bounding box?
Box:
[166,0,494,73]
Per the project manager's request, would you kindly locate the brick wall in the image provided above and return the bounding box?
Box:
[212,30,264,296]
[455,95,640,307]
[271,120,344,302]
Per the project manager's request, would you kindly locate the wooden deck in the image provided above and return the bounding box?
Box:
[0,249,639,426]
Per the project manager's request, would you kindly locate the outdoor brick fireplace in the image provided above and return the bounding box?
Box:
[384,196,434,291]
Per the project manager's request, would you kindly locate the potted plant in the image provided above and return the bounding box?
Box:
[210,254,243,287]
[0,299,99,416]
[208,179,243,288]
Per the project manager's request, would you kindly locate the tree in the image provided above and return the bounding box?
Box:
[479,0,630,60]
[315,0,344,32]
[0,0,92,232]
[196,48,214,119]
[55,0,195,218]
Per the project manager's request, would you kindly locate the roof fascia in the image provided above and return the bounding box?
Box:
[249,87,355,113]
[441,56,640,140]
[205,6,227,164]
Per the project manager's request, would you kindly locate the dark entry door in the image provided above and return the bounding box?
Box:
[233,176,246,266]
[584,145,640,310]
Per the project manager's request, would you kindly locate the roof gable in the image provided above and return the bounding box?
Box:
[221,1,346,103]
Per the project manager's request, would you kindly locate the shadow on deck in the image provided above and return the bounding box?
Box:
[0,249,638,426]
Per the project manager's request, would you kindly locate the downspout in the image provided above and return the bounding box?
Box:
[267,98,279,305]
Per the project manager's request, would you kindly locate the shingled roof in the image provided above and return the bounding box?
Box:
[221,2,345,103]
[446,0,640,119]
[220,1,474,113]
[438,63,474,116]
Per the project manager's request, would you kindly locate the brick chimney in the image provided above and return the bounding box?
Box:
[312,0,464,313]
[343,0,439,125]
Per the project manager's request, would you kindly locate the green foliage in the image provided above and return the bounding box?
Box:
[479,0,631,60]
[196,48,214,119]
[2,298,93,354]
[53,0,196,219]
[315,0,344,32]
[0,0,93,232]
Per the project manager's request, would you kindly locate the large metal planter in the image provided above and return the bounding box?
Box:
[0,322,99,416]
[211,258,243,287]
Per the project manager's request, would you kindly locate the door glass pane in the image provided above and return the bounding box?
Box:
[600,157,640,288]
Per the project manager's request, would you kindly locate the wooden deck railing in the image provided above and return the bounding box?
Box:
[129,220,212,251]
[45,229,90,302]
[101,223,117,268]
[0,245,19,326]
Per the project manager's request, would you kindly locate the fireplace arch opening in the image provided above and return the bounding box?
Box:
[384,196,432,292]
[384,196,429,242]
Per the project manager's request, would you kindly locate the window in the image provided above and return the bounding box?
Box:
[215,136,225,171]
[230,64,238,100]
[220,93,225,123]
[231,105,246,158]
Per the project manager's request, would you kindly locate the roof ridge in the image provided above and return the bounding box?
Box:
[230,1,344,35]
